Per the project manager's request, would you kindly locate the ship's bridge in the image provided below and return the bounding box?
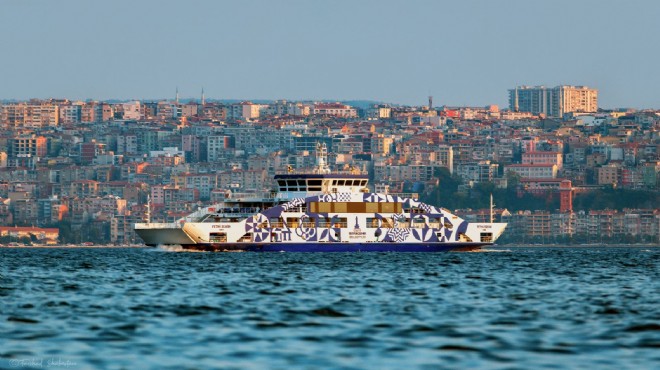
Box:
[274,173,369,199]
[275,142,369,199]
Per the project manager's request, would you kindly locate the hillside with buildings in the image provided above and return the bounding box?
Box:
[1,88,658,245]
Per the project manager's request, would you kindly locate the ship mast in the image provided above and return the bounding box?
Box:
[146,194,151,224]
[314,142,331,174]
[490,193,494,224]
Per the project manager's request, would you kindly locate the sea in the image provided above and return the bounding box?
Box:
[1,246,658,370]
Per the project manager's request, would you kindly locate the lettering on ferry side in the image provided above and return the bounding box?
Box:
[212,225,231,229]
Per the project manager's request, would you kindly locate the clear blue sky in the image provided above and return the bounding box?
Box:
[1,0,658,108]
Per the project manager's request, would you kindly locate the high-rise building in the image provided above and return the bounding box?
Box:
[509,85,597,117]
[1,101,60,128]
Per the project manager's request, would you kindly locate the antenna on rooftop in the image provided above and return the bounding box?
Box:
[175,87,179,104]
[201,87,205,105]
[428,96,433,110]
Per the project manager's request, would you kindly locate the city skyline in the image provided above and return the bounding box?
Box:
[2,0,660,108]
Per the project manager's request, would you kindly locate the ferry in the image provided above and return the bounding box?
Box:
[134,144,506,252]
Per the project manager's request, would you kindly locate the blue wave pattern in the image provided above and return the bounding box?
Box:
[1,247,658,369]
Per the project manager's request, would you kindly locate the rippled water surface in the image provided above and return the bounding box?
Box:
[1,247,659,369]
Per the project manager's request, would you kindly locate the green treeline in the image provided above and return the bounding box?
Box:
[421,168,659,212]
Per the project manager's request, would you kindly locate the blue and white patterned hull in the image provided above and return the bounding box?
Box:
[182,242,487,252]
[136,192,507,251]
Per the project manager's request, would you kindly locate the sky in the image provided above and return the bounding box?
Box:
[1,0,659,108]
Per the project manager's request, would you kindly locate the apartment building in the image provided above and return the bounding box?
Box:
[522,151,563,170]
[509,85,598,117]
[505,164,558,179]
[312,103,357,118]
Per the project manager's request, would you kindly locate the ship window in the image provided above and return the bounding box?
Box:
[269,217,284,228]
[308,180,322,186]
[480,233,493,243]
[209,232,227,243]
[412,218,426,228]
[361,180,368,186]
[317,216,331,228]
[338,180,345,186]
[303,217,316,228]
[286,217,299,228]
[365,202,378,213]
[366,218,380,228]
[395,218,409,228]
[333,217,348,228]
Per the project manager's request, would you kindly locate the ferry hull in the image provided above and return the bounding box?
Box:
[135,227,195,246]
[181,242,487,252]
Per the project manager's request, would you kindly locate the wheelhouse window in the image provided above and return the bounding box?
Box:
[308,179,322,191]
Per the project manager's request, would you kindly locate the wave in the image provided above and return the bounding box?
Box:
[152,245,203,253]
